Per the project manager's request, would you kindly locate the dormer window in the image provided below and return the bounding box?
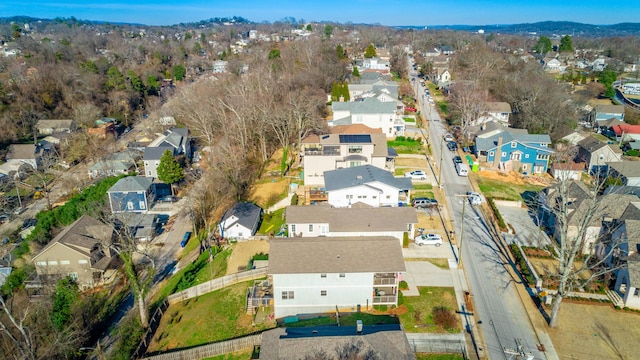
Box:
[511,142,517,148]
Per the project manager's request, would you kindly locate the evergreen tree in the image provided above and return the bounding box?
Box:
[534,36,552,54]
[157,150,184,194]
[336,44,346,60]
[324,25,333,38]
[51,276,79,331]
[173,64,186,81]
[352,66,360,78]
[559,35,574,52]
[342,81,350,101]
[364,43,377,58]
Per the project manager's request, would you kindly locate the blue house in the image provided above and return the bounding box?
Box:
[107,176,154,214]
[474,123,553,175]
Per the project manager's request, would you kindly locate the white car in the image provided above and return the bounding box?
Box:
[405,170,427,180]
[466,191,482,205]
[414,233,443,246]
[443,133,454,142]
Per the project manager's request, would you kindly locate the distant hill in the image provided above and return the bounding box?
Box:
[400,21,640,37]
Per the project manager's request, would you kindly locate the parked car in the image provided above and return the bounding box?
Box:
[466,191,482,205]
[412,197,438,208]
[180,231,192,248]
[13,207,27,215]
[405,106,417,112]
[453,156,462,164]
[160,195,178,203]
[0,214,9,224]
[443,133,454,142]
[447,141,458,151]
[405,170,427,180]
[414,233,443,246]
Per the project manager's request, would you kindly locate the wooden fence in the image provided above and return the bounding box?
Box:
[132,299,169,359]
[167,268,268,304]
[141,334,262,360]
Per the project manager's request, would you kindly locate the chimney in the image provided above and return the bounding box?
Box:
[493,137,503,168]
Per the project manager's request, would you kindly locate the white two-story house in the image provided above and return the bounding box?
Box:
[143,127,191,178]
[285,204,418,245]
[330,97,404,137]
[301,129,393,186]
[323,165,412,208]
[269,236,406,319]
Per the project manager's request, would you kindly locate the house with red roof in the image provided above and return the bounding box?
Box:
[612,124,640,143]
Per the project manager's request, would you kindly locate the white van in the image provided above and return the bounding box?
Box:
[455,163,469,177]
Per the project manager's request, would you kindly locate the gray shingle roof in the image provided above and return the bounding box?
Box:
[323,165,412,191]
[608,160,640,178]
[269,236,406,274]
[108,176,153,193]
[332,97,397,115]
[475,124,551,152]
[285,205,418,232]
[221,202,262,230]
[143,146,173,161]
[259,325,414,360]
[595,104,625,115]
[33,215,112,260]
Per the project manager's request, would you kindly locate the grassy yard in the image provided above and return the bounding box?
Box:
[403,117,416,123]
[257,208,285,235]
[388,137,425,154]
[476,177,544,202]
[285,312,399,327]
[202,348,254,360]
[148,280,274,353]
[398,287,460,333]
[412,184,435,199]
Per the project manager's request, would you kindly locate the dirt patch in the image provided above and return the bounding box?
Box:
[475,170,553,187]
[248,179,289,209]
[529,258,592,282]
[547,303,640,360]
[396,157,429,169]
[225,240,270,275]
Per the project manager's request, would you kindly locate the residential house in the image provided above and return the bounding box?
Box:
[143,146,173,178]
[423,48,441,57]
[473,102,512,127]
[612,124,640,143]
[143,127,191,178]
[323,165,412,208]
[558,131,586,146]
[474,123,553,174]
[269,236,405,319]
[285,204,418,245]
[575,136,622,173]
[538,181,638,254]
[433,67,451,87]
[348,79,398,102]
[608,160,640,186]
[301,129,394,186]
[213,60,228,73]
[219,202,262,240]
[550,162,584,181]
[6,143,50,171]
[122,213,157,242]
[35,119,76,135]
[259,325,414,360]
[543,58,563,72]
[107,176,154,213]
[611,203,640,310]
[330,97,404,137]
[88,150,140,178]
[589,104,625,127]
[360,57,390,71]
[32,215,118,289]
[0,266,11,287]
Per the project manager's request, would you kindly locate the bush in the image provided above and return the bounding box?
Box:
[403,232,409,248]
[488,198,507,229]
[399,280,408,290]
[433,306,457,330]
[290,193,298,205]
[626,149,639,157]
[510,243,535,285]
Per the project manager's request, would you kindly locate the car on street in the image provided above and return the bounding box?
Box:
[453,156,462,164]
[447,141,458,151]
[443,133,454,142]
[414,233,443,246]
[412,197,438,208]
[466,191,482,205]
[405,170,427,180]
[180,231,192,248]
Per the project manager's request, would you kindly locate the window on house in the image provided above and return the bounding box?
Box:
[127,201,134,210]
[36,261,47,266]
[489,151,494,156]
[501,152,506,157]
[348,146,363,154]
[346,195,353,199]
[510,153,521,161]
[60,260,70,265]
[537,153,549,160]
[523,164,528,170]
[309,224,314,232]
[68,273,79,281]
[291,224,296,233]
[139,201,146,209]
[321,290,327,296]
[339,273,346,278]
[349,161,362,167]
[372,196,377,199]
[47,261,58,266]
[525,154,529,158]
[386,195,391,199]
[78,260,88,264]
[321,274,327,278]
[511,142,517,148]
[282,291,295,300]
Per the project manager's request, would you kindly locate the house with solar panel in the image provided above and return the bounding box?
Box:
[143,127,191,178]
[301,129,395,187]
[323,165,412,208]
[474,122,553,174]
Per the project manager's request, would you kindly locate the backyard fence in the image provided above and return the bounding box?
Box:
[140,334,262,360]
[133,299,170,359]
[167,268,268,304]
[406,333,467,356]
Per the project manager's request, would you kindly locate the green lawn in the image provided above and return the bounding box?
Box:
[403,117,416,123]
[257,208,285,235]
[388,139,425,154]
[412,191,435,199]
[149,280,274,352]
[202,348,253,360]
[476,177,544,202]
[413,184,433,190]
[285,312,399,328]
[398,287,460,333]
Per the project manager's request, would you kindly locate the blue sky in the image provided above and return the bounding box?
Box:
[1,0,639,26]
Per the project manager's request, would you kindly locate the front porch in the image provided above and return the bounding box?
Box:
[373,272,400,304]
[246,278,274,315]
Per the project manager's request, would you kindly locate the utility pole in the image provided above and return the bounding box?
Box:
[437,138,445,187]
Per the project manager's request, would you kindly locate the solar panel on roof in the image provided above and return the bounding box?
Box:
[339,134,371,143]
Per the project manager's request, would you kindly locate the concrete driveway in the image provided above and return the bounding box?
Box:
[402,242,454,259]
[497,204,550,247]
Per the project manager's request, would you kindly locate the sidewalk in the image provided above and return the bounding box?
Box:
[267,192,294,213]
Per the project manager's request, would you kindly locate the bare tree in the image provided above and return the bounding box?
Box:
[447,81,488,132]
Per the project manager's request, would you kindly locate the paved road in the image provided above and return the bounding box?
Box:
[408,57,548,359]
